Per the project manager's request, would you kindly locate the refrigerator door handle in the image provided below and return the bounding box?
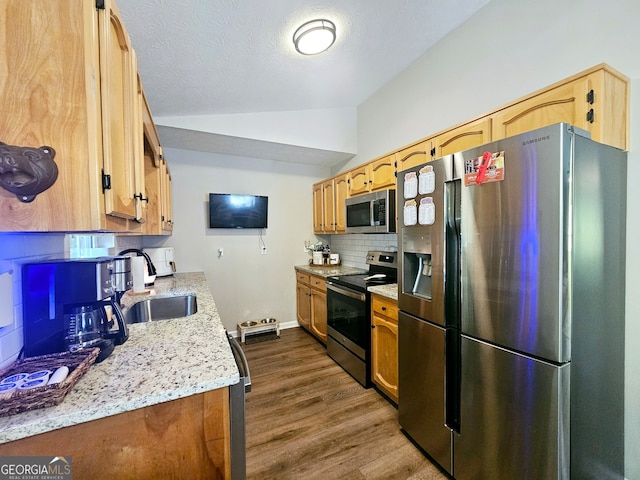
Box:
[444,180,461,433]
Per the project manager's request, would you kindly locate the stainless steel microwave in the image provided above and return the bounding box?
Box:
[345,189,396,233]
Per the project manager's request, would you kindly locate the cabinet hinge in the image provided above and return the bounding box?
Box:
[430,147,436,157]
[586,89,595,105]
[101,170,111,191]
[586,108,595,124]
[96,0,105,10]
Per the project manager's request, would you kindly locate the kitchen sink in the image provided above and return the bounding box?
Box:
[124,294,198,324]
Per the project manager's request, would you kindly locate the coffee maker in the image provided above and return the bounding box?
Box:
[22,258,129,362]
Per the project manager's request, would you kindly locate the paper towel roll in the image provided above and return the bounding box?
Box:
[131,256,146,293]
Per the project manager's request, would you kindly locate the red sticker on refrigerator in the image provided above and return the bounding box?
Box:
[463,151,505,186]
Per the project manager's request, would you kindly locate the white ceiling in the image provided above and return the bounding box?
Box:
[117,0,491,161]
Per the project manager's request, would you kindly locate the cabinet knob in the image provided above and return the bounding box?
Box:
[381,306,387,311]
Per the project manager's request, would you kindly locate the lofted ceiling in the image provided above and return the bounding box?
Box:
[117,0,491,164]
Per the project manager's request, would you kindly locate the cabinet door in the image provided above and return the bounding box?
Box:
[160,158,173,232]
[99,0,137,220]
[349,165,370,196]
[132,64,146,224]
[369,155,396,191]
[312,182,324,233]
[492,77,587,142]
[322,179,336,233]
[0,1,105,232]
[334,174,349,233]
[396,139,433,173]
[141,87,163,235]
[371,295,399,402]
[296,282,311,330]
[310,288,327,343]
[434,118,492,158]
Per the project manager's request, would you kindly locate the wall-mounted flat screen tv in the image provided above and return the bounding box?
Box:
[209,193,268,229]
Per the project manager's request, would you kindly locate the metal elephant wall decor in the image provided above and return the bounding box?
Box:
[0,141,58,202]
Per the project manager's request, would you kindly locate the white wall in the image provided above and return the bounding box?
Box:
[350,0,640,477]
[155,147,329,332]
[156,107,357,154]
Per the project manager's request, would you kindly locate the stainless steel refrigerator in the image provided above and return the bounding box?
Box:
[397,123,626,480]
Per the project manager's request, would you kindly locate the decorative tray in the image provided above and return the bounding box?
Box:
[307,259,341,267]
[0,348,99,417]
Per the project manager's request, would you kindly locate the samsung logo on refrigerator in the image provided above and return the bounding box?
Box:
[522,135,551,146]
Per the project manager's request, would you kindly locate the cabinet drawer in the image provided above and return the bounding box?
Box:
[372,295,398,321]
[310,274,326,291]
[296,272,310,284]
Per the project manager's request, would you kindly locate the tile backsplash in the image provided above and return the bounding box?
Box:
[0,233,142,369]
[325,233,398,270]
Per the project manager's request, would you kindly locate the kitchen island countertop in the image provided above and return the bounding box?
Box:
[0,272,238,444]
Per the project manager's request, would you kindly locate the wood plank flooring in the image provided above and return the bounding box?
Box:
[242,327,448,480]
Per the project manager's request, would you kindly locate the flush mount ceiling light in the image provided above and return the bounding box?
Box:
[293,19,336,55]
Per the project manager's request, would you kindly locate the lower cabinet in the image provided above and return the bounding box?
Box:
[0,388,231,479]
[371,293,399,403]
[295,270,327,344]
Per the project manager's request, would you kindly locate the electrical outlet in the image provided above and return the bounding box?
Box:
[261,246,267,255]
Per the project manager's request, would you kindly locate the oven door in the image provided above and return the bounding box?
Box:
[326,282,367,359]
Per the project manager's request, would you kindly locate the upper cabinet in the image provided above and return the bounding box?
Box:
[315,64,628,227]
[491,65,628,150]
[348,155,396,196]
[0,0,171,234]
[396,140,433,173]
[433,117,492,158]
[99,0,138,221]
[314,173,348,234]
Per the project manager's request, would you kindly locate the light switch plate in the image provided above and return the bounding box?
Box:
[0,272,14,328]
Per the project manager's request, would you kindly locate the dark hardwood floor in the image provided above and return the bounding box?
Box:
[242,327,448,480]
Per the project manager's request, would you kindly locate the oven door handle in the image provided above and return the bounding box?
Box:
[327,282,366,301]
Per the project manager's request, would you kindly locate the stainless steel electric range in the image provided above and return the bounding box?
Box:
[326,251,398,387]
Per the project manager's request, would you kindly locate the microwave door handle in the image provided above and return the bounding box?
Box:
[370,200,375,226]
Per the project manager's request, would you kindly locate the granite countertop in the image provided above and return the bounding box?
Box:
[0,272,238,444]
[368,283,398,301]
[295,263,366,277]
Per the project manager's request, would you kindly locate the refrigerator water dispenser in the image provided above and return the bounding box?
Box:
[403,252,432,299]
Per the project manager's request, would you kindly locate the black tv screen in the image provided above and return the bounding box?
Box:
[209,193,268,229]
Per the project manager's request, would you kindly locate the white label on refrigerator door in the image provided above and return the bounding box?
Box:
[418,197,435,225]
[418,165,435,194]
[404,172,418,199]
[404,200,417,226]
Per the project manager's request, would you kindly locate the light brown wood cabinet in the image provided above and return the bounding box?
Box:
[296,272,312,330]
[348,164,370,196]
[334,174,349,232]
[0,0,171,234]
[491,65,628,150]
[313,173,348,234]
[433,117,492,158]
[371,293,399,403]
[322,178,336,232]
[315,64,628,216]
[160,157,174,233]
[348,155,396,196]
[312,183,324,233]
[99,1,139,221]
[0,388,231,479]
[396,139,433,173]
[295,270,327,344]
